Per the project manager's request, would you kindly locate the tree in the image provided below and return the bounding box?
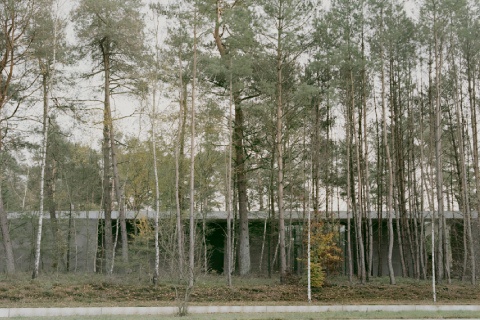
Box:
[420,0,452,284]
[209,0,260,276]
[256,0,314,283]
[188,3,198,289]
[0,0,41,275]
[73,0,146,272]
[305,221,342,287]
[29,0,68,279]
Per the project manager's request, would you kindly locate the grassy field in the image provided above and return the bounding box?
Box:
[0,272,479,308]
[12,311,480,320]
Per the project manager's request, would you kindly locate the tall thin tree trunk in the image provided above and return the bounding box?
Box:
[351,69,366,283]
[434,13,448,282]
[225,59,234,286]
[189,14,198,288]
[419,81,428,280]
[110,131,128,266]
[268,142,276,278]
[380,13,395,283]
[152,69,160,286]
[32,73,50,280]
[101,42,113,274]
[346,103,353,283]
[467,54,479,284]
[452,55,475,284]
[362,64,373,280]
[175,54,185,277]
[33,12,59,276]
[276,7,287,283]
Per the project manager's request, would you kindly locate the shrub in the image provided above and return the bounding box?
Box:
[305,221,343,287]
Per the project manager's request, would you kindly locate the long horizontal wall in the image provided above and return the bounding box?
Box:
[6,210,475,220]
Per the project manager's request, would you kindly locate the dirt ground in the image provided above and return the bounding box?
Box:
[0,273,477,307]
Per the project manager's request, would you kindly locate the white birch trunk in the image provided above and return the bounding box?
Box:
[152,76,160,285]
[189,13,198,288]
[176,56,185,275]
[32,96,49,279]
[33,3,59,279]
[150,9,162,284]
[226,59,233,286]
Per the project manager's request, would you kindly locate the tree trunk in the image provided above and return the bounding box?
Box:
[380,14,395,283]
[433,16,449,282]
[276,12,287,283]
[351,67,366,283]
[362,65,373,280]
[101,41,113,274]
[374,99,383,277]
[345,103,353,284]
[226,58,234,286]
[110,131,128,266]
[418,84,428,280]
[268,142,276,278]
[467,54,479,284]
[32,73,50,279]
[189,15,198,288]
[453,69,475,284]
[234,97,250,276]
[213,1,250,275]
[175,54,186,278]
[152,61,161,285]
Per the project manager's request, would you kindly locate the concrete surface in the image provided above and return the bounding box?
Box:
[0,304,479,317]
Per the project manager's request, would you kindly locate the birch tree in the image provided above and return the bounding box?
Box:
[30,0,65,279]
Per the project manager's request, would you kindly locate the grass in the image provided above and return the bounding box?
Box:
[1,272,479,308]
[12,311,480,320]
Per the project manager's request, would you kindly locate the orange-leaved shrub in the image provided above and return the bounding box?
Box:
[304,221,343,287]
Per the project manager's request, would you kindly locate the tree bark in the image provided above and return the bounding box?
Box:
[152,65,160,286]
[189,13,198,288]
[345,103,353,283]
[33,65,53,279]
[453,69,475,284]
[226,59,234,286]
[466,54,478,284]
[276,5,287,283]
[101,40,113,274]
[379,12,395,283]
[351,69,366,283]
[214,1,250,275]
[433,14,450,282]
[110,131,128,266]
[175,54,186,278]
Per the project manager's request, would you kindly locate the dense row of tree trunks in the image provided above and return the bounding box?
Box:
[5,0,480,288]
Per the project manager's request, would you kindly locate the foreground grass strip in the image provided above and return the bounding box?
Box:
[12,311,480,320]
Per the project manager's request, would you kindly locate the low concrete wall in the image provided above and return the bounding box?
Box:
[0,305,479,317]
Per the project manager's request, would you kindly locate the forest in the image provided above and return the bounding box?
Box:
[0,0,479,293]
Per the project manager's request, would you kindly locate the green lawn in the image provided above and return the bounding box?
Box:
[13,310,480,320]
